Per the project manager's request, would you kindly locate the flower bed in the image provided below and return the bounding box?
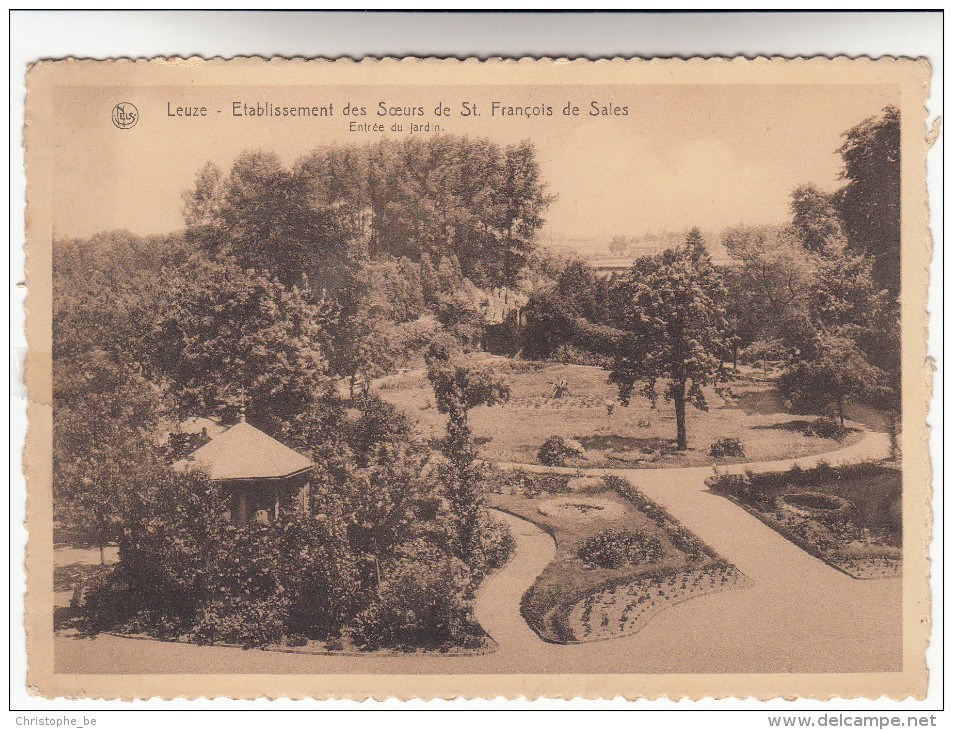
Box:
[568,561,749,642]
[488,468,750,643]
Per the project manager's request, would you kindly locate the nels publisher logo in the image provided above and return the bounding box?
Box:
[112,102,138,129]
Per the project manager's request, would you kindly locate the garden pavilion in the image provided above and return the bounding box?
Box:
[174,414,314,526]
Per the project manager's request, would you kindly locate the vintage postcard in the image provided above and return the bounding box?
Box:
[23,57,932,700]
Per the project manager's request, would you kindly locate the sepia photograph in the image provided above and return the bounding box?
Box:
[20,50,934,704]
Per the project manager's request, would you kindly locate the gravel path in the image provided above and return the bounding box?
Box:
[473,511,556,651]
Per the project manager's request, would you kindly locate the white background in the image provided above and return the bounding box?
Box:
[6,8,944,723]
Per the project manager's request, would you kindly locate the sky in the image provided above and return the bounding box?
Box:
[51,83,899,255]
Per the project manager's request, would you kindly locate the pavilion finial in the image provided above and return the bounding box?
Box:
[237,386,247,423]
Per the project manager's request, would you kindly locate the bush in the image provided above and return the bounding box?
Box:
[286,632,308,647]
[705,472,748,498]
[75,568,139,634]
[709,436,745,458]
[76,469,362,647]
[578,528,663,569]
[538,436,586,466]
[76,439,509,652]
[804,416,848,440]
[350,542,471,650]
[193,598,287,649]
[473,512,515,572]
[390,316,444,365]
[347,391,411,460]
[483,468,574,497]
[552,344,613,368]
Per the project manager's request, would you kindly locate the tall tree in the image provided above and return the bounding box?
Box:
[609,231,728,450]
[54,373,164,563]
[836,105,901,298]
[151,255,336,434]
[493,141,554,285]
[720,225,814,350]
[182,151,348,286]
[789,184,846,254]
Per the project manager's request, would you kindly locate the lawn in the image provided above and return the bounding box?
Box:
[378,359,863,468]
[485,469,750,643]
[707,461,901,579]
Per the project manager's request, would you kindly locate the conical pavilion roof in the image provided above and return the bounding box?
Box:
[175,421,313,480]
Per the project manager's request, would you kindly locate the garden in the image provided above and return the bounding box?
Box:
[52,105,903,659]
[485,469,750,643]
[379,360,864,469]
[706,461,901,579]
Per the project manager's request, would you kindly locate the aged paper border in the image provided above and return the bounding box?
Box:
[23,56,933,701]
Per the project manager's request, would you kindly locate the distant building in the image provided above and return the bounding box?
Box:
[174,415,313,526]
[590,247,735,277]
[589,257,637,277]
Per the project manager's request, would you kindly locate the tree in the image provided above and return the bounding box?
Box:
[52,243,168,560]
[336,442,432,590]
[151,255,336,434]
[609,230,728,450]
[836,105,901,298]
[556,259,612,324]
[720,225,815,350]
[53,374,164,563]
[789,184,845,254]
[608,235,628,257]
[521,288,572,360]
[425,338,509,558]
[492,141,555,284]
[778,334,886,427]
[182,151,348,286]
[810,239,886,334]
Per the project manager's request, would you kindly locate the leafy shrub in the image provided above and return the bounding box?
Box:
[607,475,715,560]
[483,468,573,497]
[76,419,512,652]
[706,471,774,509]
[75,469,362,647]
[741,339,787,365]
[425,331,464,364]
[75,568,139,634]
[193,598,287,649]
[473,512,515,572]
[552,344,613,369]
[392,315,444,358]
[704,472,748,498]
[491,359,548,374]
[804,416,848,440]
[538,436,586,466]
[350,542,472,650]
[709,436,745,458]
[578,528,663,569]
[436,293,484,349]
[347,391,411,460]
[286,632,308,647]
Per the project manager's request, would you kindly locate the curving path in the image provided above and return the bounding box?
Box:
[54,430,902,675]
[473,510,555,653]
